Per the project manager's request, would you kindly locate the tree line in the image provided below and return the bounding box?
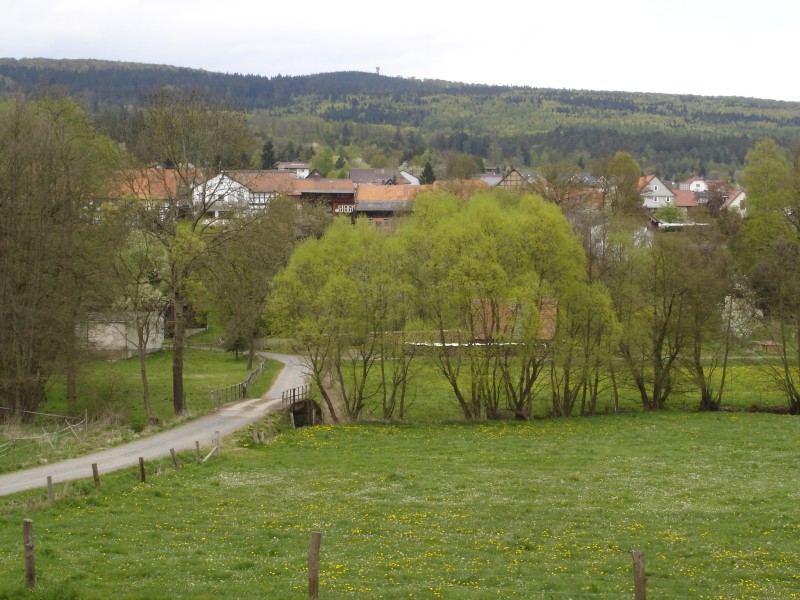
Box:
[0,91,328,423]
[269,145,800,421]
[2,87,799,424]
[4,59,800,181]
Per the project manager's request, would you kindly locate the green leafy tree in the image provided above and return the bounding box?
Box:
[399,189,589,419]
[445,153,482,180]
[203,197,328,371]
[654,204,685,223]
[549,282,619,416]
[739,138,800,413]
[109,228,169,424]
[534,160,584,206]
[593,152,642,215]
[606,232,692,411]
[269,217,416,422]
[129,89,256,415]
[311,145,335,177]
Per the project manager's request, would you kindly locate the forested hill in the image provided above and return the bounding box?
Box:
[2,57,799,178]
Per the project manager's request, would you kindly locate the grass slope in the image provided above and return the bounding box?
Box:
[1,349,281,474]
[0,413,797,599]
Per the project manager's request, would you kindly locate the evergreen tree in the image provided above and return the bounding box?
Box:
[261,138,277,169]
[421,161,436,184]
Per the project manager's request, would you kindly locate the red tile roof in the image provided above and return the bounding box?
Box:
[292,179,355,194]
[105,168,197,201]
[226,170,294,194]
[674,189,698,208]
[355,185,429,202]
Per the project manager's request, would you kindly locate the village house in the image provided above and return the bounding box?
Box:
[349,168,419,185]
[291,175,356,214]
[724,189,746,215]
[77,313,165,360]
[193,170,294,219]
[679,176,709,193]
[639,175,676,210]
[274,162,310,179]
[353,184,427,231]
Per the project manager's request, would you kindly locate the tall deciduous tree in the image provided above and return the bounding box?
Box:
[269,217,415,422]
[0,96,118,419]
[739,138,800,413]
[400,189,591,419]
[109,228,169,424]
[129,89,256,415]
[593,152,642,215]
[202,197,329,370]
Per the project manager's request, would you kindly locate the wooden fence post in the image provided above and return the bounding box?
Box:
[92,463,100,489]
[290,413,296,429]
[170,448,179,469]
[268,416,273,438]
[195,441,201,465]
[23,519,35,588]
[214,431,220,457]
[632,550,646,600]
[252,424,259,444]
[138,457,146,483]
[46,476,54,504]
[308,531,322,599]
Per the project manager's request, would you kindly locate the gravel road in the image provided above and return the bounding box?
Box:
[0,353,307,497]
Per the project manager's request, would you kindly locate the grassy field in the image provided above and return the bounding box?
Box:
[356,358,790,423]
[44,349,277,428]
[0,349,282,474]
[0,412,798,599]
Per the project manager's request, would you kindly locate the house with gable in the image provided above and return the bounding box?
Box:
[724,189,746,215]
[497,169,532,192]
[639,175,676,210]
[673,189,699,215]
[103,167,197,215]
[193,170,294,220]
[679,176,709,193]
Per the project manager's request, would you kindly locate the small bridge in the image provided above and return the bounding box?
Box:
[281,384,319,427]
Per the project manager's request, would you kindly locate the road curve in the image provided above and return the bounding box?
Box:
[0,353,307,497]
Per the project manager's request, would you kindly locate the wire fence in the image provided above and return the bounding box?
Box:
[0,409,87,460]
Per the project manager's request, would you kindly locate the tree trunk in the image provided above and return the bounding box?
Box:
[172,296,186,415]
[138,327,154,424]
[246,331,255,371]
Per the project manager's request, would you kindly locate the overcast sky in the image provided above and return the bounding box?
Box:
[3,0,798,102]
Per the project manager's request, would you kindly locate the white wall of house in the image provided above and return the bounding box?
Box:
[193,174,249,218]
[690,179,708,192]
[641,176,676,209]
[727,190,746,215]
[275,163,310,179]
[81,315,164,359]
[193,173,280,218]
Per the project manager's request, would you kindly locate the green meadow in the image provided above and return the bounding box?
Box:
[0,349,281,474]
[1,413,798,599]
